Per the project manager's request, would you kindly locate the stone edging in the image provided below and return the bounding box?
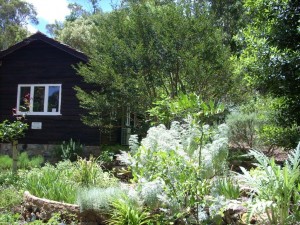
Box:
[23,191,80,220]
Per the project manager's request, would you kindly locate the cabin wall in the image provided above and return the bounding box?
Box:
[0,40,120,146]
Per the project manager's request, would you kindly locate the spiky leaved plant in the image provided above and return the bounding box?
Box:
[237,143,300,224]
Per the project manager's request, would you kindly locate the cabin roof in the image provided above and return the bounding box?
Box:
[0,32,88,62]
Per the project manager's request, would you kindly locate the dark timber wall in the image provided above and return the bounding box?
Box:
[0,39,119,146]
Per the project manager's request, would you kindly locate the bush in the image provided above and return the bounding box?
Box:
[0,170,21,186]
[227,96,300,151]
[226,111,260,149]
[0,153,44,171]
[258,123,299,151]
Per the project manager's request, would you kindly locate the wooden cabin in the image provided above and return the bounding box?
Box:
[0,32,122,148]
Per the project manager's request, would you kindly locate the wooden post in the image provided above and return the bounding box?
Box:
[12,140,18,173]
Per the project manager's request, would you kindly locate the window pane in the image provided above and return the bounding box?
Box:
[33,86,45,112]
[47,86,60,112]
[19,87,30,112]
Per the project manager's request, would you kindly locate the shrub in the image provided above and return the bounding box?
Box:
[226,111,260,149]
[29,154,44,168]
[0,153,44,171]
[258,123,299,151]
[227,96,300,151]
[119,120,229,222]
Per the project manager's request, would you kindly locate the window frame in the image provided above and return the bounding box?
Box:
[16,84,62,116]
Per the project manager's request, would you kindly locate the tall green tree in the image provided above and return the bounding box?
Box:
[74,1,234,131]
[234,0,300,124]
[208,0,246,52]
[0,0,37,50]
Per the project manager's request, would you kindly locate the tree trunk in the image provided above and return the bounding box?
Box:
[12,140,18,173]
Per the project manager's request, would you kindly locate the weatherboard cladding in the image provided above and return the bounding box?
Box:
[0,32,118,145]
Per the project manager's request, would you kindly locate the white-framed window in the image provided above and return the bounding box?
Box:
[17,84,62,115]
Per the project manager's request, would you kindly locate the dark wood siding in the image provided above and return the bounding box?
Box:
[0,40,118,145]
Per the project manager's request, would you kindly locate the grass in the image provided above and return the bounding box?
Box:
[0,155,13,170]
[0,153,44,171]
[23,161,78,203]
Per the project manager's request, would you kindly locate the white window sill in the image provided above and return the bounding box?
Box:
[16,112,62,116]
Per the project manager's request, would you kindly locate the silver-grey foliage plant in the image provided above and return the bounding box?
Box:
[118,120,229,221]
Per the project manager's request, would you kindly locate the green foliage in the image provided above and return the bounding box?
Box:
[108,194,152,225]
[75,156,118,188]
[0,153,44,170]
[213,177,240,200]
[234,0,300,125]
[23,161,78,203]
[18,152,44,169]
[0,170,21,186]
[226,111,259,149]
[149,93,225,126]
[227,96,300,150]
[0,212,20,223]
[0,154,13,170]
[0,120,28,143]
[237,143,300,224]
[0,0,37,50]
[0,186,22,210]
[57,138,83,161]
[99,150,114,164]
[22,159,118,204]
[99,144,128,164]
[73,1,233,131]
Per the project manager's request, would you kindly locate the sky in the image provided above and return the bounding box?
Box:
[24,0,116,34]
